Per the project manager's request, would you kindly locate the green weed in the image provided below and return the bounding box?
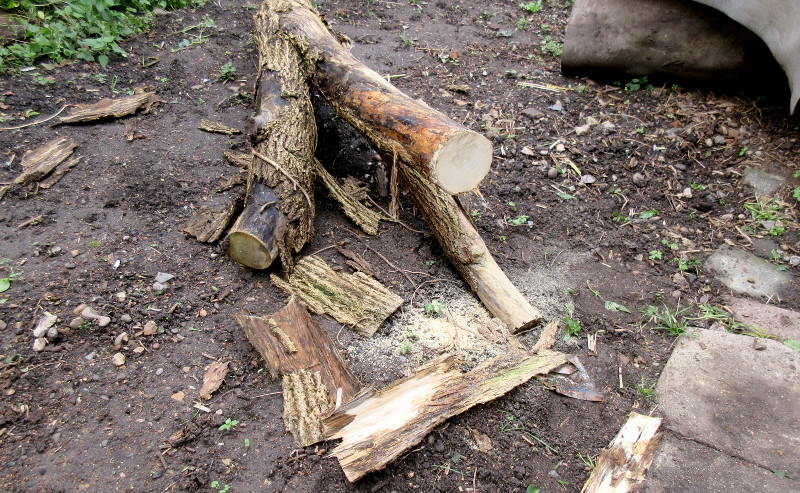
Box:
[218,418,239,432]
[508,215,530,226]
[210,481,230,493]
[648,250,663,260]
[636,377,657,399]
[641,304,691,335]
[624,76,653,92]
[0,259,23,293]
[519,1,542,13]
[743,198,790,236]
[562,316,581,339]
[638,209,659,219]
[540,36,562,57]
[217,61,236,82]
[424,299,446,316]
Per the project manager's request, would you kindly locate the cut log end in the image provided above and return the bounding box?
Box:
[432,131,493,194]
[226,231,277,270]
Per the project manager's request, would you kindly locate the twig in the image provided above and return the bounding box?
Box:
[0,104,75,131]
[251,150,313,211]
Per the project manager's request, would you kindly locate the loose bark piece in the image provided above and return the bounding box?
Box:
[278,0,492,194]
[224,150,253,168]
[235,299,361,446]
[314,159,381,235]
[198,118,241,135]
[14,137,77,185]
[324,350,567,482]
[58,91,157,124]
[581,412,663,493]
[399,164,542,331]
[225,2,318,271]
[38,156,82,189]
[180,193,245,243]
[199,361,229,400]
[336,246,378,278]
[269,255,402,336]
[531,319,560,353]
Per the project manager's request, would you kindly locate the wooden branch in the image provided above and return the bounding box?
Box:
[57,91,157,124]
[323,350,567,482]
[581,412,663,493]
[276,0,492,194]
[226,181,285,268]
[235,299,361,446]
[269,255,402,336]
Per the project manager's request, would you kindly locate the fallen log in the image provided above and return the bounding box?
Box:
[276,0,492,195]
[180,193,244,243]
[268,0,541,331]
[581,412,663,493]
[225,2,317,271]
[235,299,361,446]
[323,350,567,481]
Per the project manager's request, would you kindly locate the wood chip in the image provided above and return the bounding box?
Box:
[198,118,241,135]
[58,91,157,124]
[199,361,229,400]
[270,255,402,337]
[39,156,82,189]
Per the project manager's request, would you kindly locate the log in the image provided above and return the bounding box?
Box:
[180,193,244,243]
[581,412,663,493]
[275,0,492,194]
[225,2,318,271]
[323,350,567,482]
[235,299,361,446]
[269,0,541,331]
[269,255,402,337]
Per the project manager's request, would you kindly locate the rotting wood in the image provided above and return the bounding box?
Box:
[336,246,378,278]
[269,255,402,337]
[198,118,241,135]
[180,193,245,243]
[14,137,77,186]
[199,360,229,400]
[323,350,567,482]
[224,150,252,169]
[39,156,82,189]
[581,412,663,493]
[275,0,493,194]
[224,1,317,272]
[57,91,157,124]
[313,159,382,235]
[234,299,361,446]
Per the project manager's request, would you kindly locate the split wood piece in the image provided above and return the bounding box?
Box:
[39,156,82,189]
[276,0,492,194]
[57,91,157,124]
[199,361,229,400]
[581,412,663,493]
[269,255,402,337]
[14,137,77,186]
[398,164,542,331]
[313,159,381,235]
[225,3,318,272]
[234,299,361,446]
[323,350,567,482]
[198,118,241,135]
[180,193,245,243]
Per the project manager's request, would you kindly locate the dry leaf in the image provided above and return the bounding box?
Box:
[199,361,229,400]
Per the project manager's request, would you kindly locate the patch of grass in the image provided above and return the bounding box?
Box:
[743,197,790,236]
[399,34,415,48]
[508,214,529,226]
[793,186,800,202]
[516,16,529,30]
[636,377,657,399]
[0,0,207,69]
[562,316,581,339]
[577,452,596,470]
[540,36,562,57]
[641,304,691,335]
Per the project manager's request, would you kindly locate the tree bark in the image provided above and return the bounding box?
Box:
[275,0,492,194]
[225,2,317,271]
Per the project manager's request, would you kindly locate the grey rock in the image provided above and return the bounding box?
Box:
[32,337,47,352]
[574,123,591,135]
[32,313,57,338]
[46,326,58,340]
[120,314,132,323]
[155,368,164,376]
[580,174,596,184]
[521,108,544,120]
[154,272,174,283]
[789,255,800,266]
[548,104,563,112]
[741,167,785,197]
[632,172,647,186]
[152,282,168,292]
[712,134,727,145]
[0,320,6,331]
[724,295,800,341]
[705,245,791,299]
[753,338,767,350]
[547,168,558,179]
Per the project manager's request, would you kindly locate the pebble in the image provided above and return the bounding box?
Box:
[73,304,88,316]
[720,214,733,221]
[580,174,596,184]
[674,163,687,171]
[32,338,47,352]
[712,134,727,145]
[789,256,800,266]
[70,250,80,257]
[753,339,767,350]
[69,317,84,329]
[574,124,590,136]
[152,342,160,350]
[111,352,126,366]
[64,263,76,270]
[151,470,163,480]
[49,246,62,256]
[114,332,129,346]
[46,326,58,340]
[33,313,58,338]
[600,121,616,130]
[81,306,111,327]
[143,320,158,336]
[671,290,682,299]
[120,314,132,323]
[115,292,126,302]
[133,347,145,355]
[547,167,558,179]
[85,351,96,360]
[152,282,168,292]
[548,104,563,112]
[586,116,599,126]
[555,143,565,152]
[632,172,647,187]
[155,368,164,376]
[0,320,6,331]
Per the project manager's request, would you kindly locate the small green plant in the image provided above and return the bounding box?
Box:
[738,145,749,156]
[217,61,236,82]
[424,299,446,316]
[89,240,101,248]
[556,191,576,200]
[661,239,678,250]
[624,76,653,92]
[519,1,542,13]
[398,340,412,355]
[244,438,251,448]
[526,486,541,493]
[399,34,415,48]
[425,260,436,267]
[743,198,790,236]
[0,259,23,293]
[498,235,508,242]
[507,201,518,212]
[470,210,481,221]
[540,36,562,57]
[562,316,581,339]
[638,209,659,219]
[641,304,691,336]
[636,377,657,399]
[586,281,631,313]
[577,452,596,470]
[612,211,630,224]
[676,257,700,273]
[210,480,230,493]
[689,182,708,191]
[218,418,239,432]
[516,16,529,30]
[508,215,530,226]
[648,250,663,260]
[792,186,800,202]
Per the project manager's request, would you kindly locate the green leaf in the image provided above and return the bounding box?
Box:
[604,301,631,313]
[773,470,786,478]
[526,486,541,493]
[97,54,109,68]
[0,278,10,293]
[783,340,800,352]
[556,192,576,200]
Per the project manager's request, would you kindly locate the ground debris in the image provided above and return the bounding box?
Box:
[180,193,244,243]
[57,91,158,124]
[13,137,77,186]
[199,360,229,399]
[198,118,241,135]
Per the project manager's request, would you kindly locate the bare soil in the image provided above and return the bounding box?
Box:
[0,1,798,492]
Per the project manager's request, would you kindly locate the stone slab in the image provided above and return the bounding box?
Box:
[725,296,800,341]
[705,245,792,300]
[741,167,786,197]
[657,329,800,477]
[644,432,796,493]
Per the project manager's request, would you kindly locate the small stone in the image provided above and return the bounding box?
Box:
[32,337,47,352]
[547,168,558,179]
[586,116,600,126]
[152,342,160,350]
[171,391,186,402]
[548,104,563,112]
[0,320,6,331]
[85,351,96,361]
[46,326,58,340]
[521,108,545,120]
[64,263,76,270]
[151,470,163,480]
[671,290,682,299]
[115,292,126,302]
[111,352,126,366]
[155,368,164,376]
[69,317,84,329]
[49,246,62,255]
[143,320,158,336]
[133,346,145,355]
[114,332,129,346]
[520,146,535,156]
[600,121,616,130]
[574,124,590,136]
[674,163,687,171]
[789,256,800,266]
[73,304,88,316]
[81,306,111,327]
[555,143,565,152]
[753,339,767,350]
[681,187,693,199]
[152,282,168,292]
[580,174,596,184]
[720,214,734,221]
[199,308,208,317]
[712,134,727,145]
[155,272,174,283]
[120,314,132,323]
[632,173,647,187]
[32,313,58,338]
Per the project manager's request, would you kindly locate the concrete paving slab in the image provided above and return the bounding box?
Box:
[705,245,792,299]
[656,329,800,477]
[725,295,800,341]
[644,432,796,493]
[741,167,785,197]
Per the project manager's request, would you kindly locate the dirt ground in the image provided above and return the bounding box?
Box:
[0,0,798,492]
